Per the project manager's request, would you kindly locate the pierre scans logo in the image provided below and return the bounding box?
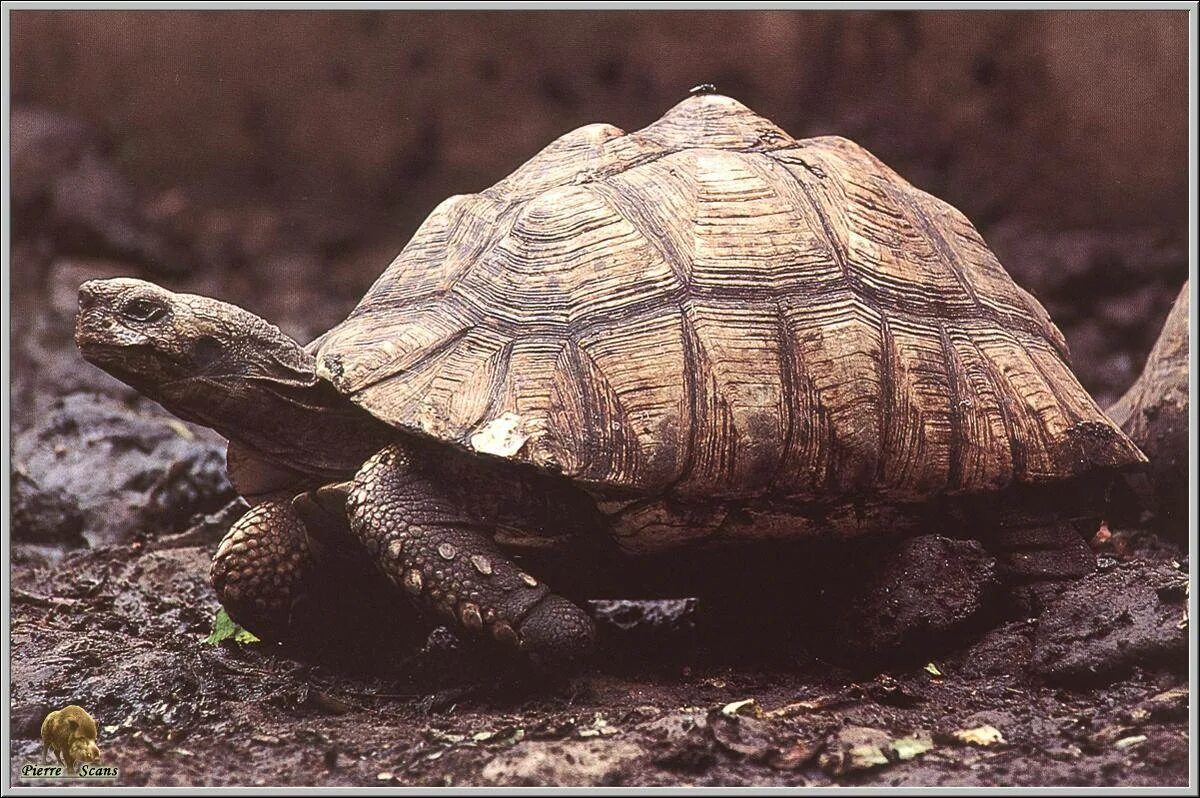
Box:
[20,705,119,781]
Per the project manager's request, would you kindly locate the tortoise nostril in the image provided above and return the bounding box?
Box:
[78,281,99,310]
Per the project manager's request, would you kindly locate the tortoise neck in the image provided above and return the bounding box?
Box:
[156,332,390,480]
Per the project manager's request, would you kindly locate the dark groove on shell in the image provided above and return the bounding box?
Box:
[938,323,965,494]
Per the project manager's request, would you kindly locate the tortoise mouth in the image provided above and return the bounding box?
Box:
[76,340,148,365]
[76,340,181,390]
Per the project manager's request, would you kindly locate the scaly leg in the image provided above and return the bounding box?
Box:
[209,500,312,638]
[348,443,595,670]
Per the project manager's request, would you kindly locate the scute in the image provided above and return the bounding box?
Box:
[315,94,1144,498]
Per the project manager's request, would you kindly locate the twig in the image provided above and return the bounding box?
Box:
[11,588,80,610]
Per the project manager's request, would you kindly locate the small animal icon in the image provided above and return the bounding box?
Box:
[40,705,101,771]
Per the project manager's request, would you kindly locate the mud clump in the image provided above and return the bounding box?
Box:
[11,471,87,547]
[825,535,999,663]
[951,620,1035,678]
[1032,560,1188,684]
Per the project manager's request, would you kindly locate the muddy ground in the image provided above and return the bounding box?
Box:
[7,11,1193,788]
[7,530,1191,787]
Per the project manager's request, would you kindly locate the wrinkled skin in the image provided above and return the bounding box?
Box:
[76,278,597,670]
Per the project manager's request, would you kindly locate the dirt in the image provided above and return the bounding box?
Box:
[8,11,1191,788]
[1032,559,1189,684]
[8,531,1190,787]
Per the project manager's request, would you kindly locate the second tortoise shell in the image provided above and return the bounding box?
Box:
[314,94,1144,500]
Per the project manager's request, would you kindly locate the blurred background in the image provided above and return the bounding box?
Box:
[9,11,1190,526]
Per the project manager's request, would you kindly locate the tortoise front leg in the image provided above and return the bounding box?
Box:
[210,500,313,638]
[348,443,595,670]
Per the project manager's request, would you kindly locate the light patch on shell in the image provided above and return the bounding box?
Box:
[469,412,531,458]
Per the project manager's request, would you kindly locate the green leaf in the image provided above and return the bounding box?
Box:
[204,608,261,645]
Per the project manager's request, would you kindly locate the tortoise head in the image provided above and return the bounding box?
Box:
[75,278,386,479]
[75,278,315,421]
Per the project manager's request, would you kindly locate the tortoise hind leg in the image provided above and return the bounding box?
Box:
[984,520,1097,612]
[347,443,595,671]
[210,500,313,639]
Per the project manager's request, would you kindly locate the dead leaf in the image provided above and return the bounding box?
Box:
[1114,734,1147,749]
[891,735,934,760]
[721,698,762,719]
[952,725,1006,747]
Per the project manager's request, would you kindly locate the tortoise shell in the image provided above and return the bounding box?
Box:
[315,94,1144,500]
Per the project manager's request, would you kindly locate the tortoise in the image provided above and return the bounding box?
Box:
[75,93,1145,668]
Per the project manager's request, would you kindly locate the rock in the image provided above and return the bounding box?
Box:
[819,726,892,775]
[643,711,717,773]
[10,470,87,546]
[1108,282,1189,541]
[10,701,52,740]
[818,725,932,776]
[1032,561,1188,684]
[707,709,774,760]
[829,535,999,661]
[479,740,642,786]
[953,620,1035,678]
[10,392,235,547]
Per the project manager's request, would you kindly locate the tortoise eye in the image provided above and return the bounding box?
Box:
[122,297,167,323]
